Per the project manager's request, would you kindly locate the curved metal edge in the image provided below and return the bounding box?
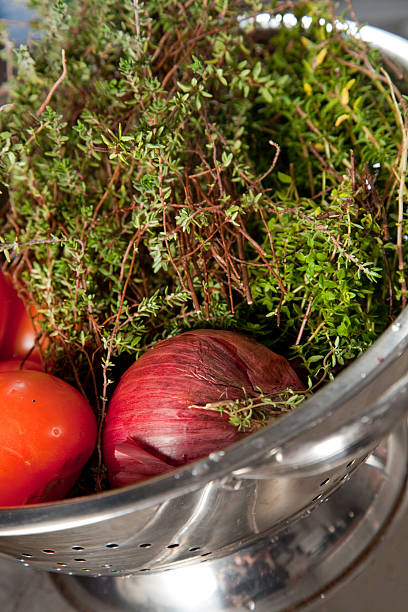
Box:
[242,11,408,66]
[234,371,408,478]
[285,430,408,612]
[49,421,408,611]
[350,22,408,67]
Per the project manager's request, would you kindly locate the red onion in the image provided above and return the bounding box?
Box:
[103,329,305,487]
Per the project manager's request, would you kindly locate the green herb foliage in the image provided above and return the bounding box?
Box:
[0,0,407,465]
[192,387,308,432]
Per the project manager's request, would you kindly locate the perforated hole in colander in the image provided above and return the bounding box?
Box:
[1,454,370,577]
[312,494,323,503]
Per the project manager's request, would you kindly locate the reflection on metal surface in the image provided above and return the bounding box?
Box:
[53,422,408,611]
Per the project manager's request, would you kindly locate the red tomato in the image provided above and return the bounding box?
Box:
[0,370,97,506]
[0,271,10,347]
[0,272,47,365]
[0,359,43,373]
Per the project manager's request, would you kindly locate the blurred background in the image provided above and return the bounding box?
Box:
[339,0,408,37]
[0,1,408,611]
[1,0,408,40]
[0,0,35,44]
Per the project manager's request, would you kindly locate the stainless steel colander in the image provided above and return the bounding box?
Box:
[0,302,407,577]
[0,21,408,580]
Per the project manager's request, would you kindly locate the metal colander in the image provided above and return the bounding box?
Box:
[0,302,406,577]
[0,21,408,580]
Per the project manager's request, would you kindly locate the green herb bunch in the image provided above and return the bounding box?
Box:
[191,387,306,432]
[0,1,407,441]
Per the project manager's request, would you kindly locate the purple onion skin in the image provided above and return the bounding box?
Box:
[103,329,305,487]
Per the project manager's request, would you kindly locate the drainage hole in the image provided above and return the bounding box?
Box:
[42,550,55,555]
[72,546,85,551]
[57,563,67,567]
[346,460,355,468]
[105,543,119,548]
[74,559,86,562]
[139,568,150,572]
[189,547,201,552]
[200,552,212,557]
[320,478,330,487]
[167,543,179,549]
[139,543,152,548]
[21,554,33,558]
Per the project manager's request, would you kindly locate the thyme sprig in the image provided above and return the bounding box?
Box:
[0,0,407,487]
[190,387,309,431]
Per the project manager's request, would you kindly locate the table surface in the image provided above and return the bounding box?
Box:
[0,1,407,610]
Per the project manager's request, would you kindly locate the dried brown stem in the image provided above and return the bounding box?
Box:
[295,294,314,345]
[0,236,77,252]
[383,74,408,309]
[133,0,140,38]
[96,240,138,489]
[258,140,281,182]
[309,144,343,182]
[36,49,67,117]
[237,231,253,304]
[237,222,287,294]
[294,104,339,156]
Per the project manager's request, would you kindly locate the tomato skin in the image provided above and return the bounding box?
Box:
[0,370,97,506]
[0,272,10,347]
[0,359,43,373]
[0,272,46,365]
